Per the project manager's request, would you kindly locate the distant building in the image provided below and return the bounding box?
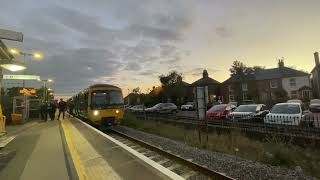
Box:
[222,60,311,106]
[311,52,320,98]
[190,70,221,103]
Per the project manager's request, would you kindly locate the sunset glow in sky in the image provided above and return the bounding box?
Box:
[1,0,319,96]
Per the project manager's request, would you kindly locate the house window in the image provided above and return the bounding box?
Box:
[289,78,296,87]
[270,80,278,88]
[242,91,249,100]
[291,91,297,99]
[242,83,248,91]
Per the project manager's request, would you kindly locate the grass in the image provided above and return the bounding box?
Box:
[122,112,320,178]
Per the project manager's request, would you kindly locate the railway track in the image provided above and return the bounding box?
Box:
[108,128,235,180]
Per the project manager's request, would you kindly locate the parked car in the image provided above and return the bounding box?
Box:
[206,104,236,120]
[229,104,269,122]
[181,102,194,111]
[229,101,238,107]
[287,99,303,104]
[145,103,178,114]
[264,103,304,126]
[129,105,145,112]
[309,99,320,113]
[240,100,255,105]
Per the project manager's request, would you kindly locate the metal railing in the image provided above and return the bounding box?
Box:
[130,111,320,140]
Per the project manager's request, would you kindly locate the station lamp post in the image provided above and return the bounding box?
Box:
[41,79,53,104]
[8,48,43,87]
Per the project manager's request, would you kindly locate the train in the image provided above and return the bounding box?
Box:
[68,84,124,128]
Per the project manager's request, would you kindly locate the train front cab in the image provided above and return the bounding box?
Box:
[87,86,124,128]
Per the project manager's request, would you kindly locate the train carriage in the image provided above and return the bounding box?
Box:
[70,84,124,128]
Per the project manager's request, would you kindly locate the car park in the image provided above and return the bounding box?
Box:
[264,103,304,126]
[309,99,320,113]
[206,104,236,120]
[181,102,194,111]
[145,103,178,114]
[229,104,269,122]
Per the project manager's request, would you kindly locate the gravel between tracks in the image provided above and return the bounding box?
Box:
[112,126,317,180]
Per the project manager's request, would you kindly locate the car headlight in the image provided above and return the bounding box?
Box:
[116,109,120,114]
[93,110,99,116]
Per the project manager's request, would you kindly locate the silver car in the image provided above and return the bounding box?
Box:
[146,103,178,114]
[309,99,320,113]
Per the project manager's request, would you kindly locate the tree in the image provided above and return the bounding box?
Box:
[274,89,289,103]
[159,71,185,104]
[132,87,141,94]
[229,60,247,76]
[159,71,183,87]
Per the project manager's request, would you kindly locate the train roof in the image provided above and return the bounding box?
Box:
[89,84,121,89]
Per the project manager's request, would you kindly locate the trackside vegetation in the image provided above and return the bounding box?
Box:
[122,112,320,178]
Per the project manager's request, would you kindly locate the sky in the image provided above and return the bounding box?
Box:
[1,0,320,96]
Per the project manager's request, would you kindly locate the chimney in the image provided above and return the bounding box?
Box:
[203,69,208,78]
[314,52,320,66]
[278,59,284,69]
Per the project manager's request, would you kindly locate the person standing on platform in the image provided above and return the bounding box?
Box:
[48,100,57,120]
[57,98,67,120]
[40,102,48,122]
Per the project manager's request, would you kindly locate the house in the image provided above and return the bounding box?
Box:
[222,60,311,106]
[190,70,221,103]
[311,52,320,98]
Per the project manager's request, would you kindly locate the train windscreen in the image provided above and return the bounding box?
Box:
[91,91,124,109]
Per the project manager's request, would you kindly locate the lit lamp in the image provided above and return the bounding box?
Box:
[0,59,26,72]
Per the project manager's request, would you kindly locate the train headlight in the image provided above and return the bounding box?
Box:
[93,110,99,116]
[115,109,120,114]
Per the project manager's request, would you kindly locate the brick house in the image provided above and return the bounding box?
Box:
[311,52,320,98]
[222,60,312,106]
[190,70,221,103]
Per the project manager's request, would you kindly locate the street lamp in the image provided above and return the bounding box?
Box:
[41,79,53,104]
[0,58,26,72]
[8,48,44,87]
[8,48,43,60]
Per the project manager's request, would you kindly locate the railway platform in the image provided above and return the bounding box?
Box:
[0,116,177,180]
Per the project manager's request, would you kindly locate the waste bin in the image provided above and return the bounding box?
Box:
[11,113,23,125]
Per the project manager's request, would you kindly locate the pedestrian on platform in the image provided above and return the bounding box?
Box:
[57,98,67,120]
[48,100,57,120]
[69,103,75,116]
[40,103,48,122]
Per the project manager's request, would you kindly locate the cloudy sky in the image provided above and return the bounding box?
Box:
[1,0,320,96]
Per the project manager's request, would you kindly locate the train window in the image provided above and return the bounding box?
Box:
[91,91,124,109]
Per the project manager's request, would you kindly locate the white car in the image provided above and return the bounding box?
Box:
[181,102,194,111]
[146,103,178,114]
[287,99,302,104]
[264,103,303,126]
[309,99,320,113]
[129,105,145,112]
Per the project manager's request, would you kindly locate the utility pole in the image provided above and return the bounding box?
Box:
[127,88,130,105]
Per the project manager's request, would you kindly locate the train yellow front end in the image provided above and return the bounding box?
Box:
[71,84,124,128]
[88,108,124,126]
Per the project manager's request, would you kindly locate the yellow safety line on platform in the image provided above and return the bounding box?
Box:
[60,120,88,180]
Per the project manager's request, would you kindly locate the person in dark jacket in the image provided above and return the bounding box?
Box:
[48,100,57,121]
[57,98,67,120]
[40,103,48,122]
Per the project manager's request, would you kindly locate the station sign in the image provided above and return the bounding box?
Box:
[0,29,23,42]
[19,88,36,96]
[3,74,40,81]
